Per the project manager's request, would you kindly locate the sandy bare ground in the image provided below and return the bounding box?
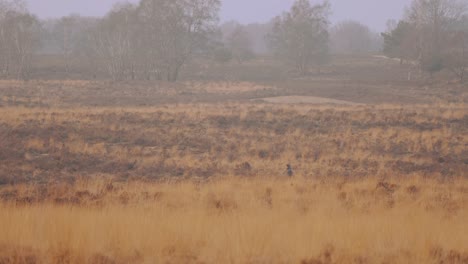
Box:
[185,81,274,93]
[258,95,362,105]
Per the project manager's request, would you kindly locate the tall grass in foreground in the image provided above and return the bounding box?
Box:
[0,177,467,263]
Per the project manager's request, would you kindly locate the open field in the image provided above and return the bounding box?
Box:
[0,103,466,184]
[0,102,466,263]
[0,55,467,263]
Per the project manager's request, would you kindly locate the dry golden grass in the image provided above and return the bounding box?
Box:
[0,77,466,263]
[0,177,467,263]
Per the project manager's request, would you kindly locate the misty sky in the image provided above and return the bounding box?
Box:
[27,0,412,31]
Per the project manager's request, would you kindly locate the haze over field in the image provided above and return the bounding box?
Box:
[0,0,467,262]
[27,0,411,30]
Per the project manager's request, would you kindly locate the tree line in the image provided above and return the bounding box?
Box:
[0,0,466,81]
[0,0,40,79]
[382,0,468,81]
[75,0,221,82]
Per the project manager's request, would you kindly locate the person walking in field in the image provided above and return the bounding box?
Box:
[287,164,294,177]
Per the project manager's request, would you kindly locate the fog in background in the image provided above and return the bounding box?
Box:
[27,0,410,31]
[1,0,463,82]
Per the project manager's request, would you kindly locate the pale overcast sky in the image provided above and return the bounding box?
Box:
[27,0,412,31]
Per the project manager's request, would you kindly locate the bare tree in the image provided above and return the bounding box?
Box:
[268,0,331,75]
[138,0,221,82]
[81,0,221,82]
[0,0,40,79]
[92,3,137,81]
[331,21,378,54]
[227,25,254,63]
[407,0,467,76]
[12,13,40,79]
[443,30,467,81]
[52,14,83,75]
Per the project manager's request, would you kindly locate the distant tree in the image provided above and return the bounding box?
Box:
[370,32,384,53]
[385,19,398,33]
[212,45,233,64]
[407,0,467,76]
[65,17,100,75]
[221,20,274,55]
[268,0,331,75]
[53,14,83,74]
[227,25,254,63]
[0,0,40,79]
[443,30,467,81]
[86,0,221,82]
[92,3,137,81]
[381,21,419,64]
[138,0,221,82]
[331,21,373,54]
[219,20,239,40]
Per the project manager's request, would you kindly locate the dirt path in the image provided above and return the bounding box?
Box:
[258,95,362,105]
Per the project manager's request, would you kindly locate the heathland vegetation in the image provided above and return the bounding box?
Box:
[0,0,466,263]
